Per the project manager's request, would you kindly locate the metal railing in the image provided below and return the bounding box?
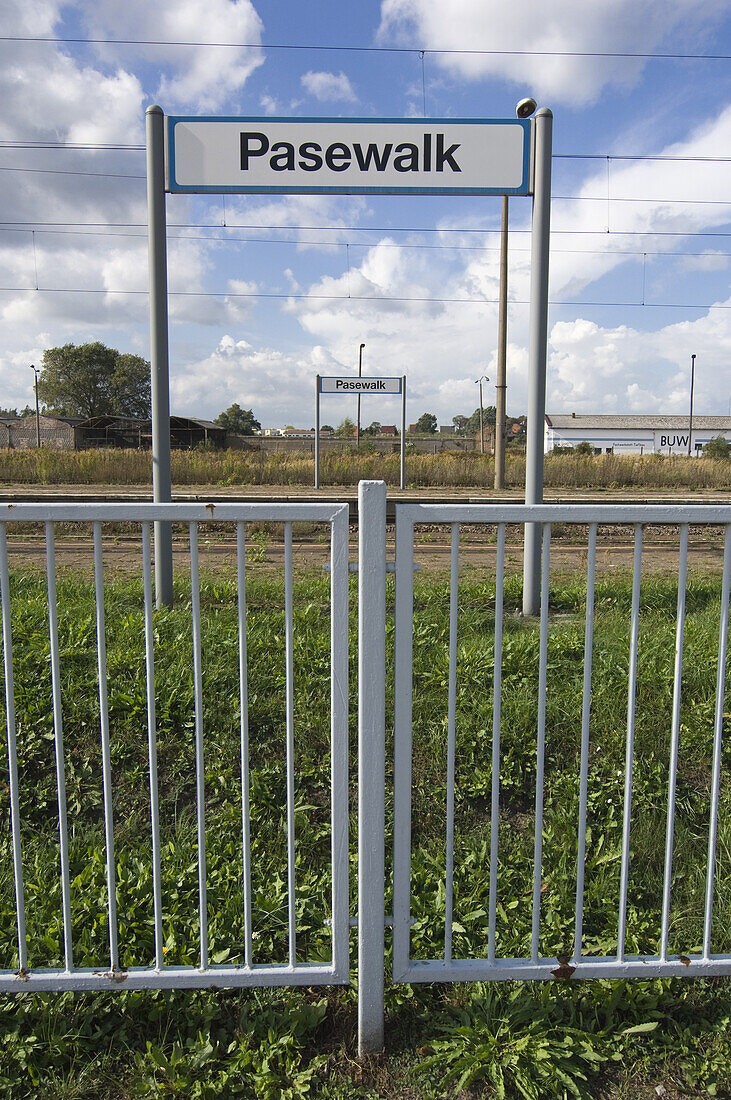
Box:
[4,490,731,1058]
[391,503,731,987]
[0,501,350,992]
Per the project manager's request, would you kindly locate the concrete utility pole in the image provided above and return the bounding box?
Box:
[30,365,41,447]
[494,196,508,489]
[356,342,365,448]
[476,375,488,454]
[688,353,696,457]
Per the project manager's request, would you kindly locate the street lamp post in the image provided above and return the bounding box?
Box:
[29,365,41,447]
[356,342,365,449]
[475,375,489,454]
[688,353,696,457]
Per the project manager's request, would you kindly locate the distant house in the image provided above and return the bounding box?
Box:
[379,425,397,435]
[545,414,731,456]
[0,415,83,450]
[0,414,227,451]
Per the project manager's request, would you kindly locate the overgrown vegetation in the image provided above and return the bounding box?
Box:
[4,446,731,489]
[1,562,731,1095]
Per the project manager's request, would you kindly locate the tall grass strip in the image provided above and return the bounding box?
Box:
[284,522,296,968]
[660,524,689,962]
[703,523,731,958]
[0,523,26,971]
[189,523,208,970]
[531,523,551,962]
[93,522,118,971]
[142,522,164,970]
[574,522,598,962]
[45,522,73,972]
[617,524,643,962]
[237,521,254,969]
[488,523,505,965]
[444,524,459,964]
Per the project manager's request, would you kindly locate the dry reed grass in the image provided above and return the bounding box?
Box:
[1,446,731,489]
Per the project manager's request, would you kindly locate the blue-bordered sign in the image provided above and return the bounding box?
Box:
[166,116,531,196]
[319,376,403,395]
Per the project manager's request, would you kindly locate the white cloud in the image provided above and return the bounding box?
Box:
[83,0,265,111]
[301,70,357,103]
[170,336,344,422]
[378,0,725,105]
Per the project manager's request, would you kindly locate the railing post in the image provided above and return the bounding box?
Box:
[357,480,387,1055]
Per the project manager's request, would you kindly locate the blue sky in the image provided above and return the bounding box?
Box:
[1,0,731,428]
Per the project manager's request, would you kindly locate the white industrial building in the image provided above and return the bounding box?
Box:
[545,414,731,456]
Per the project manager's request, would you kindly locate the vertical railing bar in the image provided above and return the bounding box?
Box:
[357,481,387,1055]
[189,522,208,971]
[46,522,73,972]
[703,522,731,959]
[488,523,506,965]
[142,523,164,970]
[573,521,597,962]
[284,522,296,968]
[660,522,688,962]
[617,523,643,962]
[93,522,119,971]
[236,522,253,969]
[444,523,459,963]
[329,509,350,978]
[392,508,415,983]
[0,524,27,971]
[531,523,551,963]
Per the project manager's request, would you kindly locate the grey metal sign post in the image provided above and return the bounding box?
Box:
[146,105,173,608]
[522,108,553,616]
[315,375,406,489]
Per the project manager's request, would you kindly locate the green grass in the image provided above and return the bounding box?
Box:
[1,564,731,1096]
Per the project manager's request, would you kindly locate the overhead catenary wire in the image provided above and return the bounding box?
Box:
[3,163,731,209]
[0,139,729,163]
[1,222,729,261]
[1,36,729,62]
[0,285,727,310]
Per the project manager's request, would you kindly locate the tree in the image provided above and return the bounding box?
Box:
[465,405,496,435]
[574,440,595,456]
[334,417,356,437]
[703,436,731,459]
[362,421,381,437]
[37,343,151,419]
[415,412,437,434]
[214,403,261,435]
[452,415,469,436]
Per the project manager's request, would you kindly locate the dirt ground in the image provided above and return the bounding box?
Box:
[2,483,730,577]
[4,523,727,578]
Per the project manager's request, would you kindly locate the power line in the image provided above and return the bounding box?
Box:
[2,222,729,261]
[0,285,727,309]
[1,36,729,61]
[1,219,731,238]
[0,139,729,164]
[4,164,731,208]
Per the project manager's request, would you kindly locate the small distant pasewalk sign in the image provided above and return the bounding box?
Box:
[166,116,531,196]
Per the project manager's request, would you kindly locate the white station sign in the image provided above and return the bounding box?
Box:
[319,376,403,395]
[166,116,531,196]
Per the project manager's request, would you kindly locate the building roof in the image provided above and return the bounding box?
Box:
[170,415,223,431]
[546,414,731,430]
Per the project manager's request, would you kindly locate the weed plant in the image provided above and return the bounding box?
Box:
[4,446,731,489]
[0,564,730,1095]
